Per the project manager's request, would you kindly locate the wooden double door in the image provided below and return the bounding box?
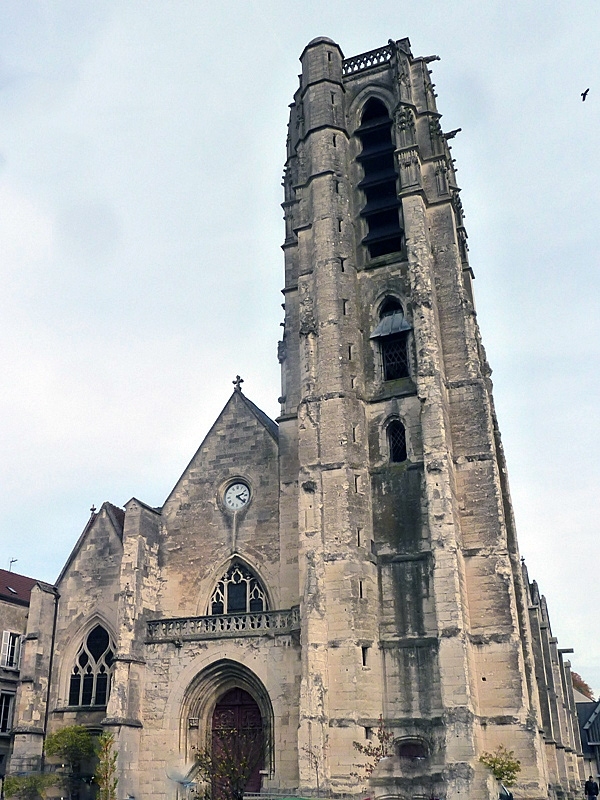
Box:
[211,688,264,798]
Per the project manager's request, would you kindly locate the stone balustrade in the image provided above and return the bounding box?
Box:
[343,44,393,75]
[146,606,300,643]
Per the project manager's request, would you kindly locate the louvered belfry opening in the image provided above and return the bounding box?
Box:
[356,98,403,258]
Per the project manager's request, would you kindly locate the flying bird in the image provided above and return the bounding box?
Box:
[581,88,590,101]
[166,762,197,790]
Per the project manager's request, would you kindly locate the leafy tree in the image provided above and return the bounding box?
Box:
[3,774,54,800]
[479,745,522,786]
[94,732,118,800]
[4,727,97,800]
[352,716,395,788]
[572,671,595,700]
[44,725,95,799]
[44,724,95,765]
[193,726,265,800]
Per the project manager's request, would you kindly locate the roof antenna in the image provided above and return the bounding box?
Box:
[9,558,17,572]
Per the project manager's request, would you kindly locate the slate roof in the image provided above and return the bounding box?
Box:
[0,568,48,606]
[577,699,599,756]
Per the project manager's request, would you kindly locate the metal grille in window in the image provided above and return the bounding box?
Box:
[210,564,267,615]
[382,332,409,380]
[68,625,115,707]
[388,421,407,463]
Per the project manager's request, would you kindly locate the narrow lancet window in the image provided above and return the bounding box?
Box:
[388,421,408,463]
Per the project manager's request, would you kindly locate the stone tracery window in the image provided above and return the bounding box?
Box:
[68,624,115,707]
[210,564,268,615]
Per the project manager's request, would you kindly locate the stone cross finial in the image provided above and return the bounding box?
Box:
[233,375,244,392]
[90,505,97,514]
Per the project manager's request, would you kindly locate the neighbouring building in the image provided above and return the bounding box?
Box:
[0,569,55,781]
[5,37,586,800]
[575,693,600,779]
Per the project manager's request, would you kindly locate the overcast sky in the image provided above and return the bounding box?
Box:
[1,1,599,690]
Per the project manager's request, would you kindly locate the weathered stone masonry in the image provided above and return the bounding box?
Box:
[5,36,583,800]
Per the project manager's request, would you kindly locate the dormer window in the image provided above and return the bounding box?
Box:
[356,99,403,258]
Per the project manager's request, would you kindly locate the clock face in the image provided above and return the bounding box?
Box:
[224,482,250,510]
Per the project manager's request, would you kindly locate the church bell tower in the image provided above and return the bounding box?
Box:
[278,37,549,800]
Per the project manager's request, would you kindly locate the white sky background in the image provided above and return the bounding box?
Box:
[1,1,599,689]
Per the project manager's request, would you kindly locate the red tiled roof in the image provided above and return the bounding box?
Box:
[0,568,42,606]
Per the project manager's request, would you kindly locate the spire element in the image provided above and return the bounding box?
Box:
[232,375,244,392]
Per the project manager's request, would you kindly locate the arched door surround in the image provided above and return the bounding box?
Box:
[181,659,274,778]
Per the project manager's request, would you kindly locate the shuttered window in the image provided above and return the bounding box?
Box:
[1,631,21,669]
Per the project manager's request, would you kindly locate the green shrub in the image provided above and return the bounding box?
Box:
[3,773,55,800]
[479,745,522,786]
[44,725,95,766]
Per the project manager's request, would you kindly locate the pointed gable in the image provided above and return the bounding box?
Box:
[158,390,280,618]
[56,501,124,587]
[164,389,278,509]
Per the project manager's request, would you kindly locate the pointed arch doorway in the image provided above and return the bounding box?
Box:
[211,688,264,799]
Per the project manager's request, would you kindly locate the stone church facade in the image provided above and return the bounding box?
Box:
[5,36,583,800]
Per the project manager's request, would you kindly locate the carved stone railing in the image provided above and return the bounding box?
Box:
[146,607,300,643]
[343,44,393,76]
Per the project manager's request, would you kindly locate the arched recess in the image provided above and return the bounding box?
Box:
[385,417,408,463]
[181,659,274,778]
[370,295,412,382]
[347,85,396,137]
[395,736,429,759]
[57,613,117,708]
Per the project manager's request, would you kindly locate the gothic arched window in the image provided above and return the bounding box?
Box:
[388,420,407,463]
[68,625,115,707]
[356,98,403,258]
[210,564,268,615]
[370,298,411,381]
